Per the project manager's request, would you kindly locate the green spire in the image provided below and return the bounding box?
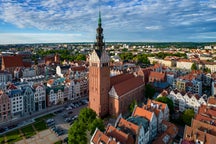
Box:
[98,11,101,26]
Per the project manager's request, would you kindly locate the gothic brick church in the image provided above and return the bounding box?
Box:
[89,12,145,117]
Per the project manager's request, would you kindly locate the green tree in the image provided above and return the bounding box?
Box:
[145,84,156,99]
[68,108,102,143]
[155,96,174,114]
[128,100,137,114]
[191,63,198,71]
[78,108,97,124]
[119,52,133,61]
[89,118,105,135]
[203,67,211,73]
[68,120,87,144]
[181,109,195,126]
[75,54,86,61]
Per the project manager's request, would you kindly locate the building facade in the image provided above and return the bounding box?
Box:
[0,91,11,121]
[89,12,110,117]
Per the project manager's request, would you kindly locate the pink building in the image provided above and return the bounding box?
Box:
[0,91,11,121]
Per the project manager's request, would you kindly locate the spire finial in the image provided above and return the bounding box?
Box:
[98,10,102,26]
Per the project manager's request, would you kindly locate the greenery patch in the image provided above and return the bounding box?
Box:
[34,121,47,132]
[0,135,5,143]
[6,130,22,143]
[21,124,36,138]
[35,113,54,122]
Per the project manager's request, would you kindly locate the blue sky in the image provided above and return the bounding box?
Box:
[0,0,216,44]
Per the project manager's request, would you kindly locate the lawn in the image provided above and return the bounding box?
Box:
[33,121,47,132]
[21,124,36,138]
[54,140,62,144]
[35,113,54,122]
[5,129,23,143]
[0,136,5,143]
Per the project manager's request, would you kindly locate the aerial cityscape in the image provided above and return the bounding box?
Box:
[0,0,216,144]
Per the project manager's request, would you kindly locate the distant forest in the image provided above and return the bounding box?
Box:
[0,42,216,49]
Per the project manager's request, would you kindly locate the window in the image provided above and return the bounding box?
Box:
[92,63,98,67]
[102,63,108,67]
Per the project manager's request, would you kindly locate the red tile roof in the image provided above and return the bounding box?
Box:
[208,96,216,105]
[132,106,153,121]
[195,114,216,125]
[147,99,168,112]
[113,76,144,96]
[117,118,139,136]
[105,125,134,144]
[2,55,24,68]
[91,128,117,144]
[110,73,134,86]
[70,66,86,72]
[149,71,165,80]
[161,120,178,138]
[183,121,216,144]
[198,105,216,118]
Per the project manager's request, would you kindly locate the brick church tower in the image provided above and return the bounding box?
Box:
[89,11,110,117]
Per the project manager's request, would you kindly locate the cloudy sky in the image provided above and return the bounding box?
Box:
[0,0,216,44]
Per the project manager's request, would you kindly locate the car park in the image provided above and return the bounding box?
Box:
[52,126,65,136]
[46,118,54,123]
[66,106,72,110]
[50,126,57,131]
[67,110,73,114]
[47,121,55,127]
[62,113,68,118]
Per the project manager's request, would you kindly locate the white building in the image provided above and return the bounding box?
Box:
[158,90,207,113]
[132,106,157,141]
[33,84,46,111]
[8,89,23,117]
[176,59,193,70]
[22,68,36,78]
[0,71,12,84]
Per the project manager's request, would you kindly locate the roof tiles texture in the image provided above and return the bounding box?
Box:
[2,55,24,68]
[113,76,144,97]
[183,119,216,144]
[110,73,134,87]
[132,106,153,121]
[149,71,165,80]
[105,125,134,144]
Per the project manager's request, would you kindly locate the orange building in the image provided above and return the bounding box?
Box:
[89,11,110,117]
[89,12,145,117]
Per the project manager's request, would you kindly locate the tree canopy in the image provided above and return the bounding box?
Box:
[145,84,156,99]
[203,67,211,73]
[89,118,105,135]
[68,108,105,144]
[128,100,137,114]
[79,108,97,124]
[191,63,198,71]
[181,109,195,126]
[155,96,174,114]
[68,120,87,144]
[36,49,86,61]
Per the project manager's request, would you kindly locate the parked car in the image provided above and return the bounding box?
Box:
[67,111,73,114]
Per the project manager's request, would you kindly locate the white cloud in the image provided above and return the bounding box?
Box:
[145,26,162,30]
[0,0,216,42]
